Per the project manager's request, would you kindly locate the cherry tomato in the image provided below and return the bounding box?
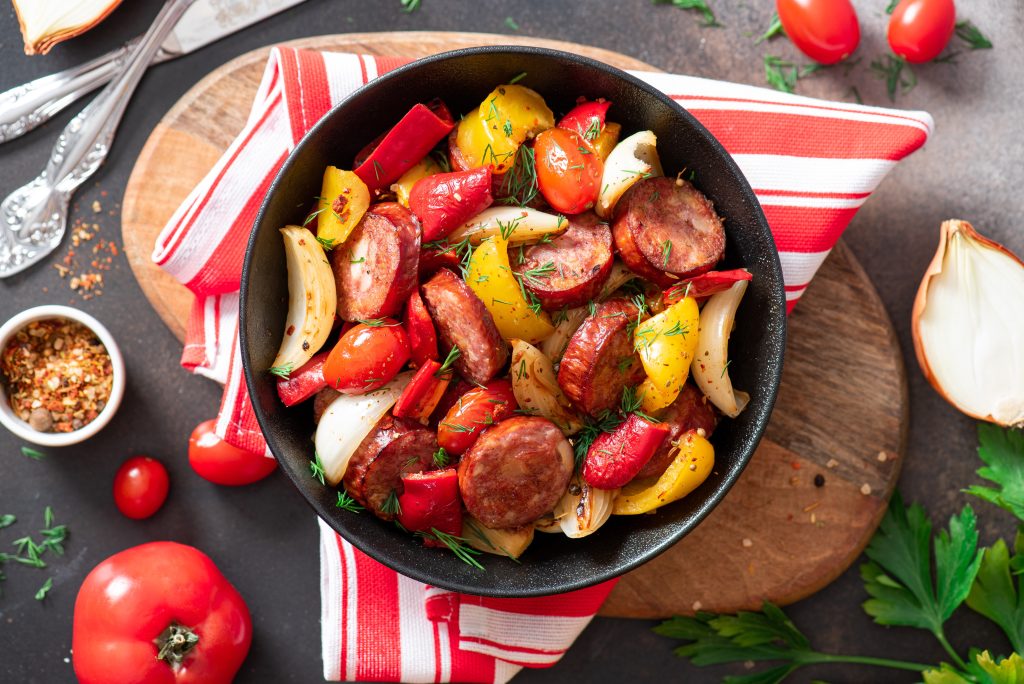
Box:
[776,0,861,65]
[534,128,603,214]
[323,320,410,394]
[189,420,277,486]
[887,0,956,63]
[437,379,518,455]
[113,456,169,520]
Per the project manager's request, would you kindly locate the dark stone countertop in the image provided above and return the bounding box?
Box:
[0,1,1020,682]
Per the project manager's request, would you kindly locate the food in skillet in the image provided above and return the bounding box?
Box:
[268,81,753,564]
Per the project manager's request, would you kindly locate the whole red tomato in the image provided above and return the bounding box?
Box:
[437,379,518,455]
[322,320,410,394]
[189,419,277,486]
[777,0,861,64]
[534,127,603,214]
[888,0,956,63]
[113,456,169,519]
[73,541,252,684]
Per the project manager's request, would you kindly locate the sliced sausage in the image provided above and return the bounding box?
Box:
[343,414,436,520]
[421,268,508,385]
[557,299,647,416]
[458,416,573,528]
[511,212,614,310]
[612,176,725,281]
[332,202,420,321]
[634,383,718,480]
[312,387,341,424]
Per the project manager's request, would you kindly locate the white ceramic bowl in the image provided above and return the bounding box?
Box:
[0,305,126,447]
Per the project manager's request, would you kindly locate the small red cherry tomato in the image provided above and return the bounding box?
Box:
[437,379,518,455]
[534,127,603,215]
[322,320,410,394]
[189,420,277,486]
[776,0,861,65]
[113,456,170,520]
[887,0,956,63]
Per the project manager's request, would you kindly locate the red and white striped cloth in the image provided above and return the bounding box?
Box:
[152,47,932,682]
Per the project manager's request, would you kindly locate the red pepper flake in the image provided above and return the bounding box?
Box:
[790,461,801,470]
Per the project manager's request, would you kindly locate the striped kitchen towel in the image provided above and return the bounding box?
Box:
[151,46,932,682]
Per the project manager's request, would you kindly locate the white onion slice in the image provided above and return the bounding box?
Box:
[462,515,535,558]
[447,207,566,245]
[313,371,412,485]
[554,475,618,539]
[595,131,664,219]
[692,280,750,418]
[510,339,583,435]
[913,220,1024,426]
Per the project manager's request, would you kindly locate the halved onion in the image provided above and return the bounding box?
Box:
[595,131,664,219]
[14,0,123,54]
[447,207,566,245]
[553,475,618,538]
[912,220,1024,427]
[509,339,583,435]
[462,515,534,559]
[691,280,750,418]
[271,226,336,374]
[314,372,411,485]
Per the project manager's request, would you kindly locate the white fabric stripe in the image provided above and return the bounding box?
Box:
[492,659,522,684]
[779,249,831,287]
[732,154,896,195]
[756,194,866,209]
[319,518,342,681]
[630,70,935,132]
[341,539,359,680]
[202,294,218,371]
[214,324,243,440]
[324,52,368,106]
[362,53,378,81]
[193,293,238,384]
[249,49,282,128]
[437,620,452,683]
[786,288,807,301]
[458,604,591,652]
[458,641,561,665]
[397,573,437,683]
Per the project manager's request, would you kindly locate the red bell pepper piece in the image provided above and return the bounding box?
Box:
[397,468,462,547]
[276,351,329,406]
[583,413,670,489]
[557,99,612,143]
[354,99,455,193]
[393,359,450,422]
[405,290,439,367]
[663,269,753,306]
[409,166,494,243]
[419,242,463,277]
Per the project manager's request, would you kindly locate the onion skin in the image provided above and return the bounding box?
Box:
[912,220,1024,427]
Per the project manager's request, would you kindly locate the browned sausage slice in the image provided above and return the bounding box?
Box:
[343,414,436,520]
[332,202,420,321]
[458,416,573,529]
[557,299,647,416]
[421,268,508,385]
[634,383,718,479]
[511,212,613,310]
[613,176,725,280]
[312,387,341,424]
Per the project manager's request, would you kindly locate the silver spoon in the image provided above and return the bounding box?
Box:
[0,0,197,278]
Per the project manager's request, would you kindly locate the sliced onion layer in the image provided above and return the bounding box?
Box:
[691,280,750,418]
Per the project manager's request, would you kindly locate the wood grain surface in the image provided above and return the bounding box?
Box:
[121,31,906,618]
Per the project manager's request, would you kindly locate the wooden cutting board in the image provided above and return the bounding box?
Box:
[121,32,905,618]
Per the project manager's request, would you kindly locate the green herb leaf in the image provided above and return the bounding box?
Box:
[965,531,1024,653]
[336,490,364,514]
[399,0,420,12]
[418,527,485,570]
[436,345,461,377]
[508,72,527,85]
[34,577,53,601]
[310,452,326,486]
[21,446,45,460]
[433,447,450,469]
[316,235,335,251]
[885,0,898,14]
[381,489,402,517]
[0,515,15,529]
[756,12,783,44]
[268,362,295,379]
[763,55,823,94]
[955,20,993,50]
[966,425,1024,521]
[504,16,519,31]
[870,55,916,101]
[651,0,719,27]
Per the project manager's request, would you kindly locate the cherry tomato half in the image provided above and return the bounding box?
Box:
[113,456,169,520]
[534,128,603,215]
[189,419,277,486]
[887,0,956,63]
[323,320,410,394]
[437,379,518,456]
[776,0,861,65]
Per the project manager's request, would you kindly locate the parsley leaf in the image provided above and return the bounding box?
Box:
[966,424,1024,521]
[923,650,1024,684]
[651,0,719,27]
[965,530,1024,653]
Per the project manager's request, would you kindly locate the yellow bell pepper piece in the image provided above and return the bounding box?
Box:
[390,157,441,208]
[612,431,714,515]
[317,166,370,248]
[592,121,621,162]
[465,235,554,345]
[634,296,700,413]
[456,85,554,173]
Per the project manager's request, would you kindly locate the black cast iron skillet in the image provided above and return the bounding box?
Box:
[240,46,786,597]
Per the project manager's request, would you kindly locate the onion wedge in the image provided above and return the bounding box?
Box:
[314,371,411,485]
[595,130,664,219]
[691,280,750,418]
[462,515,534,559]
[553,475,617,538]
[509,339,583,435]
[271,226,336,376]
[912,220,1024,427]
[447,207,567,246]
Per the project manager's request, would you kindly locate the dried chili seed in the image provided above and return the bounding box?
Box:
[0,318,113,434]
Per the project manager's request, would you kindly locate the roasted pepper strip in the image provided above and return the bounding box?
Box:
[391,157,442,208]
[316,167,370,248]
[275,351,329,407]
[398,468,463,547]
[404,291,439,368]
[663,269,753,306]
[392,359,450,423]
[583,413,670,489]
[612,430,714,514]
[354,99,455,192]
[409,166,494,243]
[455,85,554,173]
[634,296,700,413]
[557,99,611,144]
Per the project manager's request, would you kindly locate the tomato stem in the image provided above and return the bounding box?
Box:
[155,623,199,667]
